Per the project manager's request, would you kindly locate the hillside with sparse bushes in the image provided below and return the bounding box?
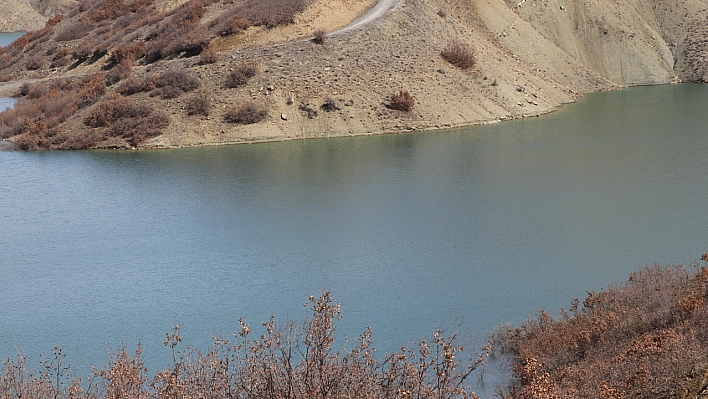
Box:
[0,0,706,150]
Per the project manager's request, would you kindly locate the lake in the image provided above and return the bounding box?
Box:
[0,32,25,47]
[2,84,708,395]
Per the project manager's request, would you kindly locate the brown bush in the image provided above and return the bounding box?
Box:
[53,47,71,60]
[237,0,308,28]
[497,264,708,399]
[116,77,154,96]
[198,44,218,65]
[320,96,338,112]
[224,102,268,124]
[85,95,170,146]
[389,90,415,112]
[109,42,145,65]
[185,91,211,116]
[25,57,43,71]
[105,61,133,86]
[441,40,476,70]
[313,29,327,45]
[0,74,106,148]
[151,70,201,99]
[225,61,257,88]
[50,57,71,69]
[0,292,488,398]
[56,21,95,42]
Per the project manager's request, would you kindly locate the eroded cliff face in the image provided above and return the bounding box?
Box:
[498,0,708,84]
[0,0,77,32]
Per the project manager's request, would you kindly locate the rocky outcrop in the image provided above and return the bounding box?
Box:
[0,0,77,32]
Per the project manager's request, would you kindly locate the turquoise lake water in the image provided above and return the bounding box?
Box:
[2,84,708,395]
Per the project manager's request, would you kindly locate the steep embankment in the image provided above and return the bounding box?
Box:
[0,0,707,149]
[0,0,77,32]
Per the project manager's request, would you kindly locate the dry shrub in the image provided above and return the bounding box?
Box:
[85,94,170,146]
[105,61,132,86]
[313,29,327,45]
[237,0,308,28]
[441,40,476,70]
[56,21,95,42]
[25,57,43,71]
[151,70,201,99]
[226,61,257,88]
[143,1,210,62]
[389,90,415,112]
[498,264,708,399]
[224,102,268,124]
[109,42,145,65]
[0,74,106,149]
[50,57,71,69]
[116,77,154,96]
[185,91,211,116]
[53,47,71,60]
[0,292,488,398]
[198,44,218,65]
[0,75,11,82]
[320,96,338,112]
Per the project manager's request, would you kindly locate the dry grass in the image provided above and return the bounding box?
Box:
[496,264,708,399]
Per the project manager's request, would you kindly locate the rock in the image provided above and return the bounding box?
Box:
[281,113,288,120]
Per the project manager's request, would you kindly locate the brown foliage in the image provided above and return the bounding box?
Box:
[56,21,96,42]
[85,94,170,146]
[237,0,309,28]
[198,44,218,65]
[0,292,488,398]
[224,102,268,124]
[185,91,211,116]
[389,90,415,112]
[225,61,257,88]
[313,29,327,45]
[25,57,43,71]
[109,43,145,65]
[105,61,132,86]
[115,77,154,96]
[151,70,201,99]
[0,74,106,149]
[441,40,476,70]
[497,264,708,399]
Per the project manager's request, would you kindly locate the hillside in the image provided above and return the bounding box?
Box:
[0,0,706,149]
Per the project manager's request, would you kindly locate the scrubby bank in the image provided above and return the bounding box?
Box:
[497,263,708,399]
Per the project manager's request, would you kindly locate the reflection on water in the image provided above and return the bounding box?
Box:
[2,85,708,396]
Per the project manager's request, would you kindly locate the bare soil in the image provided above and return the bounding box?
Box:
[1,0,708,149]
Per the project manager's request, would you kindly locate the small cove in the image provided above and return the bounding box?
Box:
[0,31,25,47]
[1,84,708,395]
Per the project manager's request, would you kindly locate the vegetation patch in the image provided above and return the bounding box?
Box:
[496,264,708,399]
[441,40,476,70]
[389,90,415,112]
[226,61,258,88]
[224,102,268,124]
[0,292,489,399]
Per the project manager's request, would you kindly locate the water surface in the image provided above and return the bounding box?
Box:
[2,84,708,394]
[0,32,25,47]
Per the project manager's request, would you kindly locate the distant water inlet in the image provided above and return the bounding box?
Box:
[0,31,25,47]
[2,84,708,397]
[0,97,15,111]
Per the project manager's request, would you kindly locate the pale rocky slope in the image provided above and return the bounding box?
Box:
[1,0,707,149]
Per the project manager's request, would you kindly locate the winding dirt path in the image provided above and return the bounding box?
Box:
[331,0,401,35]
